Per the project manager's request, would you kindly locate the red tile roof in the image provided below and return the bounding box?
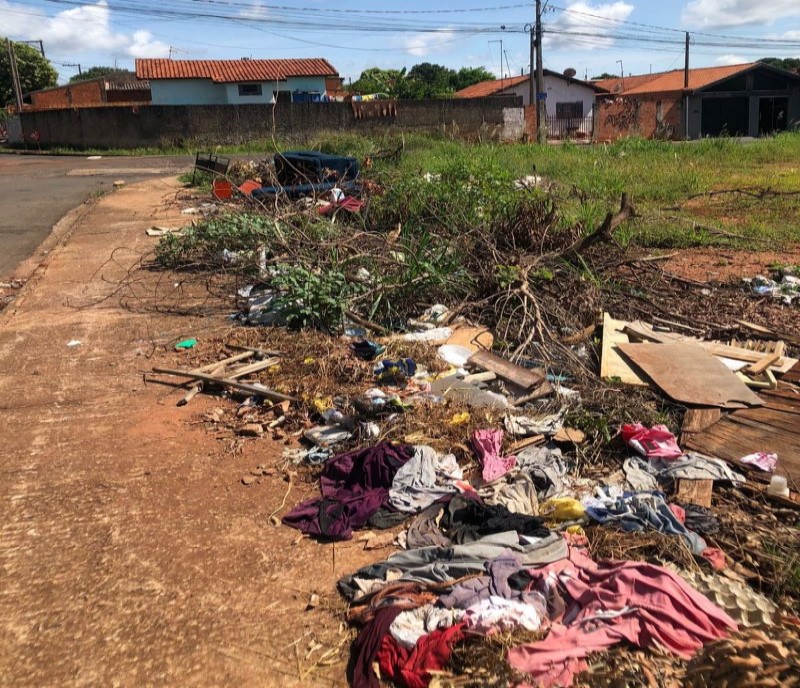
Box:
[593,63,758,96]
[135,58,338,83]
[455,74,529,98]
[455,71,607,99]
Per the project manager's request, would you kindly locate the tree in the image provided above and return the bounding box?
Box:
[758,57,800,74]
[68,66,135,84]
[453,66,496,91]
[350,63,497,99]
[591,72,617,80]
[350,67,407,97]
[1,39,58,106]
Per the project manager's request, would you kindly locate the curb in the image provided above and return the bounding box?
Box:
[0,197,97,327]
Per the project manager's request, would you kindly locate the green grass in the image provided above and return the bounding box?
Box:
[47,129,799,250]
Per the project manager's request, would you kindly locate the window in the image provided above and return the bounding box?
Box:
[237,83,262,97]
[556,101,583,118]
[273,90,292,103]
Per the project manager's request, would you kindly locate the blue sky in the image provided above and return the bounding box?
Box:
[5,1,800,84]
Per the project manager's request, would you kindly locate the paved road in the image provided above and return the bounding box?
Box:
[0,154,192,278]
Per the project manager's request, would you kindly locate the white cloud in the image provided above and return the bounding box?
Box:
[715,53,749,65]
[2,0,168,59]
[545,1,636,50]
[682,0,800,28]
[398,29,457,57]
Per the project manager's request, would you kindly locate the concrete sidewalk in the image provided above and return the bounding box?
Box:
[0,179,364,686]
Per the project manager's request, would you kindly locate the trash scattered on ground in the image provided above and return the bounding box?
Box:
[66,339,81,347]
[113,180,125,188]
[148,145,800,688]
[174,338,198,350]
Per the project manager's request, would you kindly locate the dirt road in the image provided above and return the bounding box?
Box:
[0,179,370,686]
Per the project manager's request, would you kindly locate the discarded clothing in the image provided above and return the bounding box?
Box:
[472,429,516,482]
[651,453,745,483]
[584,489,707,555]
[678,502,720,535]
[506,545,737,687]
[740,452,778,472]
[282,442,414,540]
[442,493,549,545]
[375,358,417,385]
[504,411,564,437]
[389,604,462,649]
[465,595,545,633]
[438,550,538,610]
[388,445,462,513]
[377,623,465,688]
[352,339,386,361]
[405,501,452,549]
[338,531,568,599]
[478,472,539,516]
[515,446,569,499]
[623,458,660,491]
[350,605,403,688]
[621,423,682,460]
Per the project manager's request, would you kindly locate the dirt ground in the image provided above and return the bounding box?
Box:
[0,178,378,687]
[664,246,800,283]
[2,177,797,687]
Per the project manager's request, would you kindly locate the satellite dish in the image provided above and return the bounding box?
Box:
[563,68,577,78]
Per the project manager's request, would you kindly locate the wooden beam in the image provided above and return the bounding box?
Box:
[153,367,296,403]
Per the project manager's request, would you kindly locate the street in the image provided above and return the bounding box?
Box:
[0,154,191,278]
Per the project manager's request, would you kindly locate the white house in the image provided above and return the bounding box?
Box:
[456,70,607,137]
[135,58,339,105]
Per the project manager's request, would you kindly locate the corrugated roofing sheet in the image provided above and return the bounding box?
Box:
[135,58,338,83]
[593,63,758,96]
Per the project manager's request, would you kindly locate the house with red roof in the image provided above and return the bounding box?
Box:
[593,62,800,140]
[136,58,340,105]
[456,70,606,139]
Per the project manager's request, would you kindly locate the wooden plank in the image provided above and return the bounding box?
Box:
[675,479,713,508]
[467,350,545,390]
[600,313,647,385]
[617,342,764,409]
[682,407,722,434]
[152,367,296,403]
[746,352,782,375]
[736,319,800,348]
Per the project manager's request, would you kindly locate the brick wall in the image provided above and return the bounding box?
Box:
[18,98,526,148]
[596,94,683,141]
[31,81,105,110]
[523,105,537,141]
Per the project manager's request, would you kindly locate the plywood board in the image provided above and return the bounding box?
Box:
[617,342,764,409]
[624,321,797,374]
[600,313,647,385]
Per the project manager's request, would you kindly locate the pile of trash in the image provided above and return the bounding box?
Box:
[150,146,800,688]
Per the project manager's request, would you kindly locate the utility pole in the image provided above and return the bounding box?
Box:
[527,24,535,109]
[6,39,24,113]
[684,32,690,88]
[535,0,546,143]
[684,32,690,139]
